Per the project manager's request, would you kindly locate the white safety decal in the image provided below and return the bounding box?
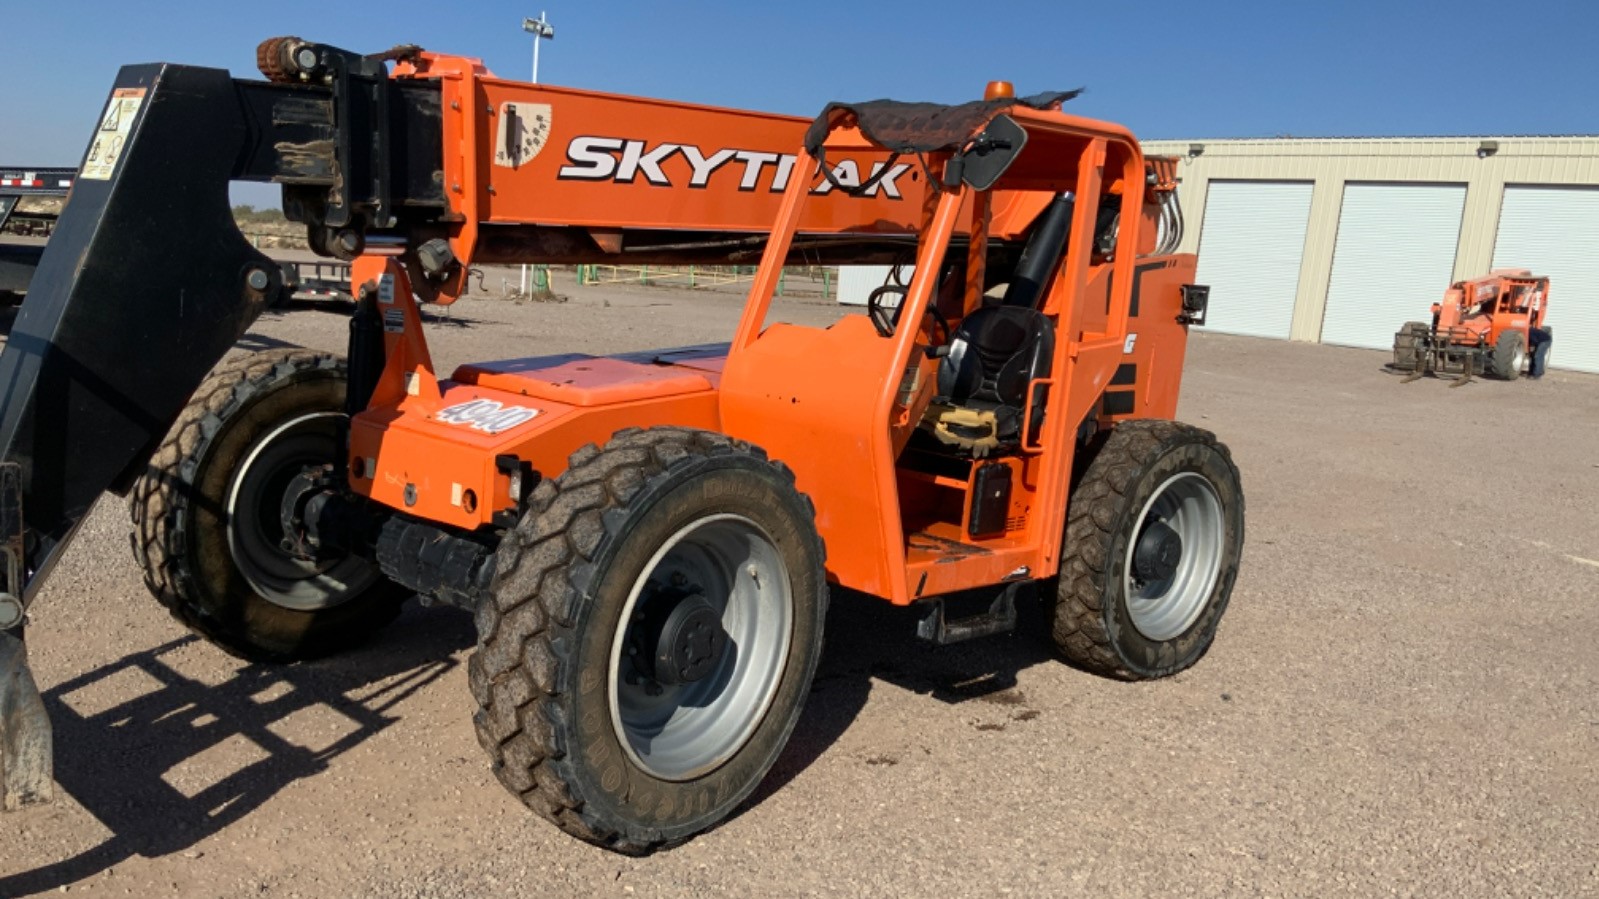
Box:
[82,88,146,181]
[378,273,396,304]
[1124,333,1138,354]
[382,308,405,333]
[436,399,540,434]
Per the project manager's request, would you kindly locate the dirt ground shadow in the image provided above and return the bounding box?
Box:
[0,603,474,896]
[4,584,1062,886]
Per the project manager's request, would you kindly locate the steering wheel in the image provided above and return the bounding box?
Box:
[866,284,951,344]
[866,284,907,337]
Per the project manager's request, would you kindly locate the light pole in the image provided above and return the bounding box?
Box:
[519,12,555,295]
[523,12,554,83]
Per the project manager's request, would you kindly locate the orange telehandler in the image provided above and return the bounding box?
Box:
[0,38,1243,851]
[1391,270,1551,383]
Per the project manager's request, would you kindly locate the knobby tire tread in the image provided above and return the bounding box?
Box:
[1051,419,1242,680]
[468,426,821,854]
[126,348,398,661]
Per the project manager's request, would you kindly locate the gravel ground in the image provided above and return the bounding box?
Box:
[1,271,1595,898]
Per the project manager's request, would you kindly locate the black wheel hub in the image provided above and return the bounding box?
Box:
[634,591,728,687]
[1133,520,1183,583]
[278,467,331,560]
[654,595,727,686]
[277,465,371,562]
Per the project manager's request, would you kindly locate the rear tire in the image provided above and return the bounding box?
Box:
[469,427,827,854]
[1051,419,1244,680]
[129,349,406,662]
[1491,330,1526,380]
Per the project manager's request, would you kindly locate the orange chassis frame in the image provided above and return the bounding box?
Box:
[343,53,1198,607]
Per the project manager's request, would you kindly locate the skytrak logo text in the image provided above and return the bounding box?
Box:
[557,136,911,199]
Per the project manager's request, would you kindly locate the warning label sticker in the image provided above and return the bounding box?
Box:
[81,88,147,181]
[383,309,405,333]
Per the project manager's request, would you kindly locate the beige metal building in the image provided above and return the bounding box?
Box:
[1140,135,1599,372]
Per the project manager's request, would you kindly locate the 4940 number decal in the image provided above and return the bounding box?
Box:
[436,399,540,434]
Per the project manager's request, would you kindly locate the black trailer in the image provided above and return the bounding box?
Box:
[0,168,75,303]
[0,168,74,236]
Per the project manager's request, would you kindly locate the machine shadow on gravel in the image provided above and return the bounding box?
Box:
[0,603,474,896]
[742,586,1057,813]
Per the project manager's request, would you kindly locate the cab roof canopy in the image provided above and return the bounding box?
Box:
[805,90,1144,196]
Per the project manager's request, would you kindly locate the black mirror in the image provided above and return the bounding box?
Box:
[959,115,1027,191]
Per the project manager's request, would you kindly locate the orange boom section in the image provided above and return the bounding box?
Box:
[383,52,1063,293]
[396,51,931,285]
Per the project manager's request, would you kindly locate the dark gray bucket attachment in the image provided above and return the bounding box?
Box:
[0,63,287,809]
[0,44,443,810]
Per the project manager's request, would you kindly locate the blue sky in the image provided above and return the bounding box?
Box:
[3,0,1595,205]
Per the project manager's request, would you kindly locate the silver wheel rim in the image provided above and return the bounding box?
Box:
[608,513,793,782]
[1513,346,1527,372]
[1123,472,1225,641]
[225,411,382,611]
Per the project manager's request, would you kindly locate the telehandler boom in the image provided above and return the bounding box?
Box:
[0,39,1243,851]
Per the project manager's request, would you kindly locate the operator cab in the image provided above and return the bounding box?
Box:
[919,193,1072,457]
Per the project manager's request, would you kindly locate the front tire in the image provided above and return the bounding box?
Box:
[469,427,827,853]
[1052,419,1244,680]
[129,349,407,662]
[1491,330,1526,380]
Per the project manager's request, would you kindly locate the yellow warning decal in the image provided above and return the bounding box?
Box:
[81,88,148,181]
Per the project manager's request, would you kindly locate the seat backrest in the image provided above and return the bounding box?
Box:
[937,306,1054,407]
[999,193,1075,309]
[936,193,1072,407]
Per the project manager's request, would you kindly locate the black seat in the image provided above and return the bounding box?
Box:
[934,306,1054,446]
[922,194,1072,456]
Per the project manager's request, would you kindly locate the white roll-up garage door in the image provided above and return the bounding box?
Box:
[1492,186,1599,374]
[837,265,896,306]
[1320,183,1466,350]
[1192,181,1313,339]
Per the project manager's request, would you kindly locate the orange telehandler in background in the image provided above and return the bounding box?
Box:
[1391,270,1551,383]
[0,38,1243,852]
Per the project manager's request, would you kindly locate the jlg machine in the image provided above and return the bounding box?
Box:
[1391,270,1551,383]
[0,39,1244,851]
